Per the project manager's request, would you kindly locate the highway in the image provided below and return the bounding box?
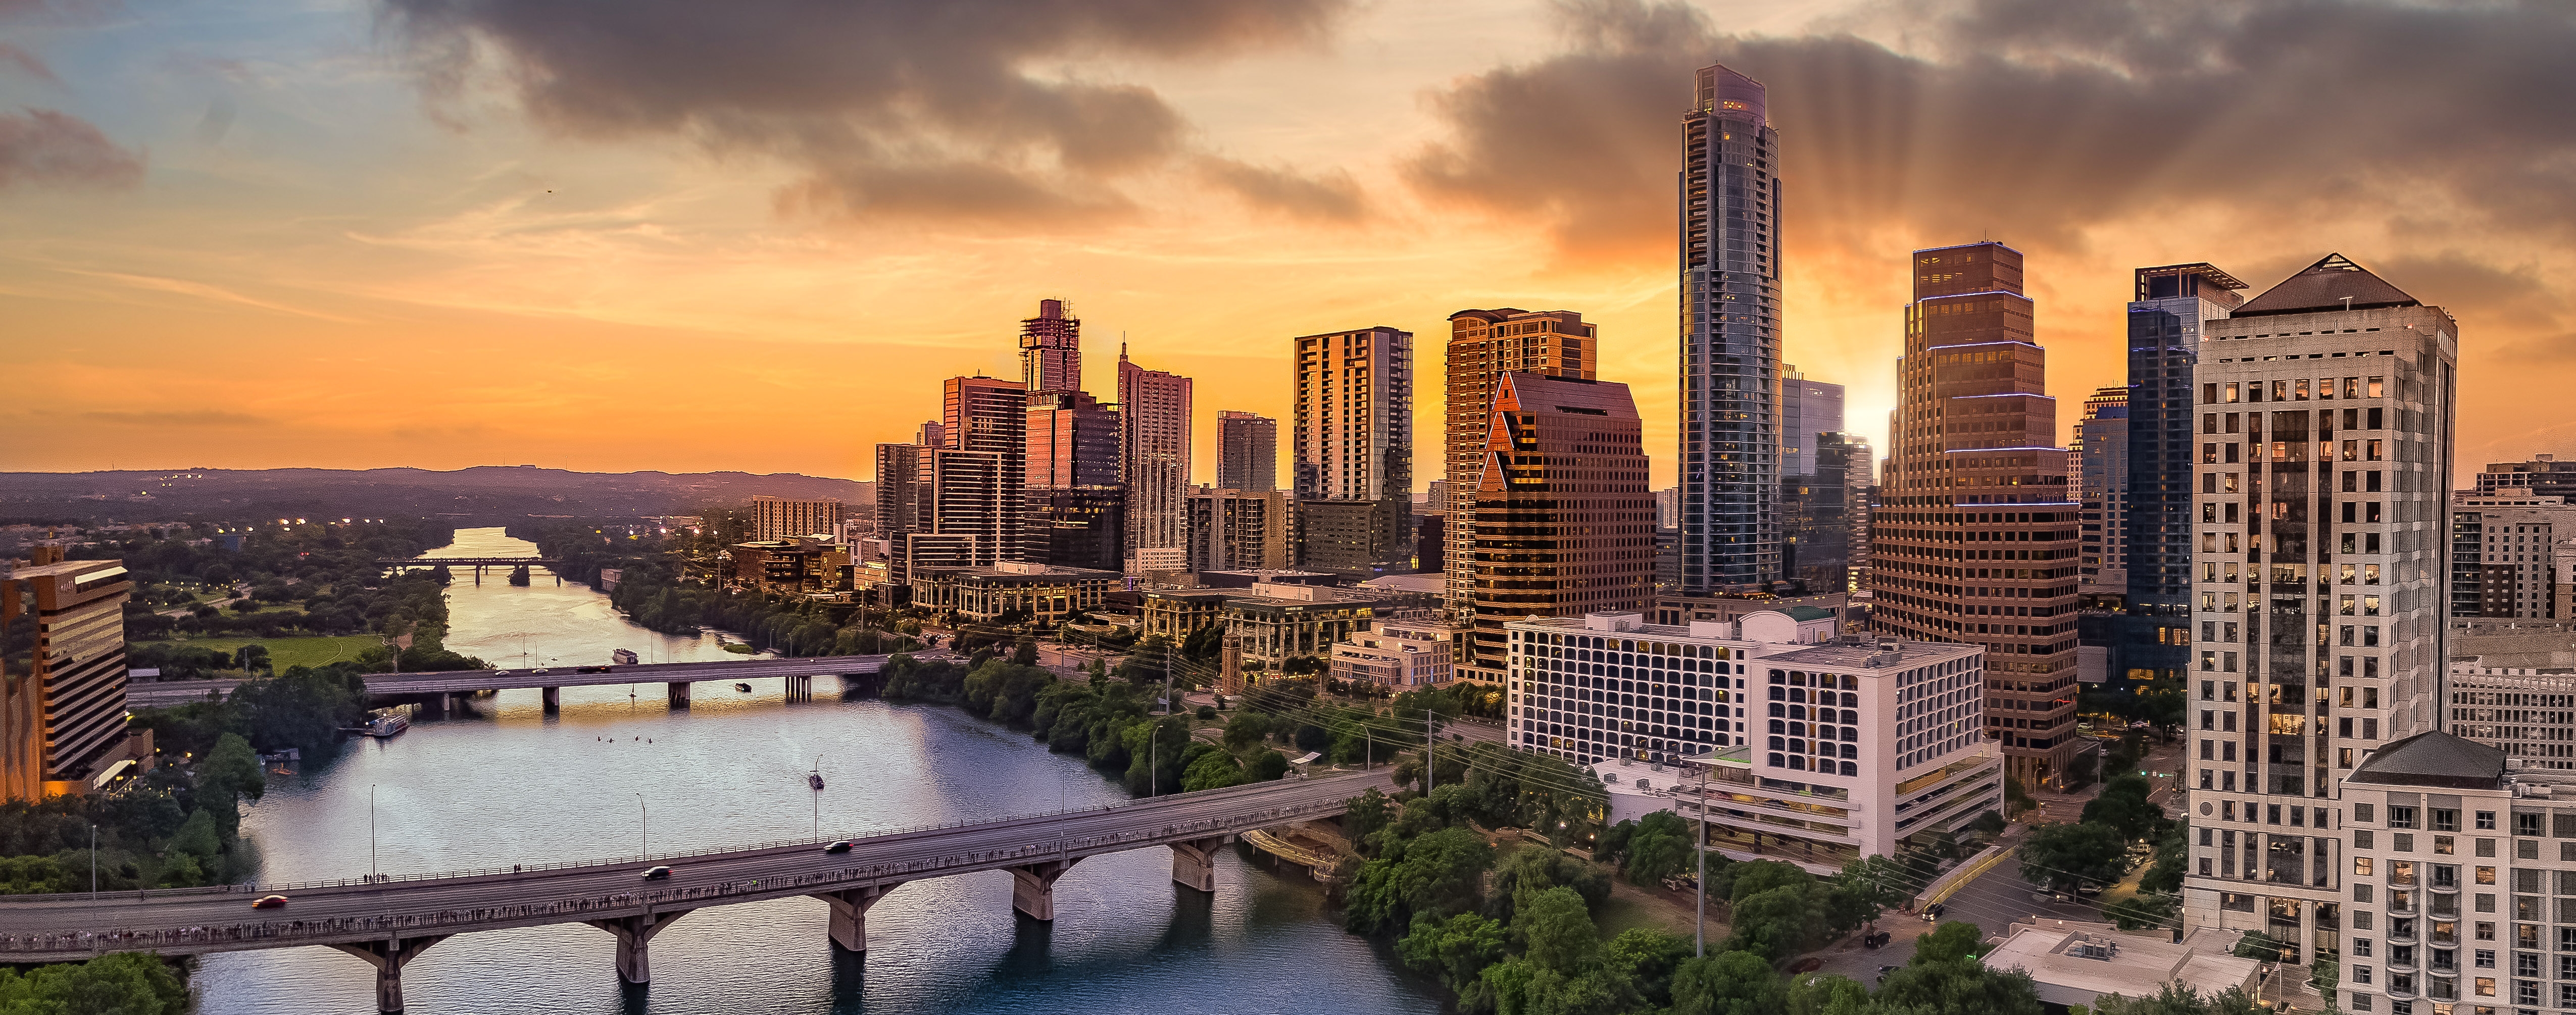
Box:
[126,654,898,708]
[0,768,1391,965]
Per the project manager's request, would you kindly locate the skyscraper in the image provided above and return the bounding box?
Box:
[1025,389,1124,570]
[1462,372,1655,681]
[1186,486,1292,573]
[1,553,132,797]
[1444,309,1598,609]
[1292,325,1413,576]
[1020,298,1081,396]
[1867,241,2082,790]
[1214,411,1278,492]
[2122,264,2247,692]
[926,375,1028,568]
[1782,433,1854,595]
[2446,488,2576,619]
[1678,63,1782,591]
[2179,253,2457,966]
[1780,367,1846,479]
[1844,437,1876,594]
[2074,385,2130,596]
[749,496,844,542]
[1118,346,1192,568]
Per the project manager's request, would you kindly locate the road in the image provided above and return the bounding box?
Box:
[126,654,899,708]
[0,769,1394,962]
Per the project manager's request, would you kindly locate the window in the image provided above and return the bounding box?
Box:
[2392,806,2420,830]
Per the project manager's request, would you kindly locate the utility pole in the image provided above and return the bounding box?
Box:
[370,784,378,882]
[1694,753,1709,956]
[637,794,649,861]
[88,824,95,898]
[1425,709,1438,795]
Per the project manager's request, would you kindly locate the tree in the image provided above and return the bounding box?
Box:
[2093,982,2264,1015]
[1344,826,1493,935]
[0,952,189,1014]
[1012,639,1039,666]
[1517,886,1602,974]
[1398,911,1508,992]
[1622,810,1699,886]
[1605,928,1694,1009]
[2019,821,2128,890]
[1913,921,1985,965]
[1671,950,1786,1015]
[2080,775,2167,841]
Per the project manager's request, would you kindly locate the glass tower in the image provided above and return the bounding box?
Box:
[2120,265,2245,689]
[1677,63,1781,591]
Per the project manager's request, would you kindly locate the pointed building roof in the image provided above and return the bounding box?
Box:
[2346,730,2506,789]
[2232,253,2420,318]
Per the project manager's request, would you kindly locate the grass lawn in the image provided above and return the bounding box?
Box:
[143,635,384,672]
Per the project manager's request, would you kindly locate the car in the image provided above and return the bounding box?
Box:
[1786,957,1824,974]
[1920,903,1947,922]
[640,866,672,880]
[251,894,289,909]
[531,668,549,675]
[823,840,855,854]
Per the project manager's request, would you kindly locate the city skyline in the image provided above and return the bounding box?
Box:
[5,2,2570,487]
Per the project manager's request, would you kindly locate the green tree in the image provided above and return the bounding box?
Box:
[1344,826,1494,935]
[2079,775,2167,841]
[1398,911,1509,993]
[1604,927,1693,1009]
[1914,921,1984,965]
[1180,746,1248,792]
[1671,950,1786,1015]
[0,952,189,1014]
[1517,886,1602,974]
[2019,821,2128,890]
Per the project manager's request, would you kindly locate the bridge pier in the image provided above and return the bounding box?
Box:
[667,682,691,708]
[472,565,482,586]
[1008,858,1078,922]
[1168,835,1226,893]
[541,686,561,712]
[417,694,447,720]
[813,883,898,952]
[588,908,691,984]
[785,675,811,702]
[328,934,449,1013]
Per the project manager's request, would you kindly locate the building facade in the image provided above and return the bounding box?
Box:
[1867,241,2083,789]
[1020,298,1081,395]
[2076,385,2132,597]
[1677,63,1783,592]
[1293,326,1414,575]
[1444,309,1599,611]
[750,496,845,542]
[0,556,133,795]
[1511,610,1996,865]
[1461,372,1656,683]
[1214,411,1278,492]
[1224,582,1379,674]
[2181,253,2460,967]
[1185,487,1292,574]
[2474,455,2576,499]
[936,375,1029,565]
[1782,432,1856,594]
[2448,489,2576,619]
[910,561,1118,626]
[1781,367,1847,480]
[1118,346,1193,567]
[2123,264,2249,696]
[1329,614,1461,690]
[1024,389,1124,570]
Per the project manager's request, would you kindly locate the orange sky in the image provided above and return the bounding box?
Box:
[4,0,2570,489]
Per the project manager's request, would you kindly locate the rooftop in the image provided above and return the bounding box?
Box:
[2347,730,2506,790]
[2232,252,2420,318]
[1984,921,2261,1010]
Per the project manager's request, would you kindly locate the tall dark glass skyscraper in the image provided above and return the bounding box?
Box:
[2119,265,2244,686]
[1677,63,1781,591]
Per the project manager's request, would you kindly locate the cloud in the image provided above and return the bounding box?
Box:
[381,0,1354,226]
[1198,157,1367,223]
[1405,0,2576,270]
[0,107,142,191]
[81,411,267,427]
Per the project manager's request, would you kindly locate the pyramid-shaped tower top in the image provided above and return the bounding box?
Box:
[2233,253,2421,318]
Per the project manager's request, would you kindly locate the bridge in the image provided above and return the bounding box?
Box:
[127,654,902,712]
[375,557,563,586]
[0,770,1392,1012]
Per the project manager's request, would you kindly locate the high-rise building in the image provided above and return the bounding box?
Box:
[1867,241,2082,790]
[1444,309,1599,609]
[1186,486,1292,573]
[1655,487,1681,530]
[2446,488,2576,619]
[1678,63,1782,592]
[1020,298,1081,396]
[2122,264,2247,695]
[1024,390,1124,571]
[1783,433,1855,594]
[0,554,132,796]
[1461,372,1655,681]
[2178,253,2457,965]
[1214,411,1278,492]
[2473,454,2576,498]
[1781,367,1847,479]
[2075,385,2131,596]
[1293,326,1414,576]
[749,496,844,542]
[1117,347,1192,569]
[1845,436,1876,593]
[926,375,1028,568]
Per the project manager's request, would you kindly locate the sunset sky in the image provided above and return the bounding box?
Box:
[4,0,2571,488]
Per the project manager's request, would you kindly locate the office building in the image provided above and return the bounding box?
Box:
[1185,486,1292,574]
[910,561,1119,627]
[749,496,845,542]
[0,554,133,796]
[1656,487,1681,530]
[2474,454,2576,499]
[728,539,851,596]
[874,443,923,536]
[1867,241,2082,790]
[1513,610,1996,864]
[1846,436,1876,594]
[1460,372,1655,682]
[2448,489,2576,619]
[1118,347,1193,568]
[1293,325,1414,575]
[1024,389,1124,571]
[1329,614,1462,690]
[2076,385,2132,596]
[1783,432,1857,594]
[1028,487,1125,573]
[1215,411,1278,492]
[1781,368,1846,479]
[2179,252,2458,966]
[2446,619,2576,769]
[2123,263,2248,695]
[1416,512,1447,576]
[1677,63,1783,592]
[1020,298,1081,396]
[1444,309,1598,608]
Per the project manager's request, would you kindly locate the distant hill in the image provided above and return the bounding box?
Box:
[0,467,871,525]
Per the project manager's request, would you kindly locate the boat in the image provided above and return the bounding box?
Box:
[735,683,753,693]
[809,769,825,791]
[612,648,639,666]
[362,713,410,738]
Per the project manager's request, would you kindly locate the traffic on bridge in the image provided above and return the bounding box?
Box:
[126,654,902,710]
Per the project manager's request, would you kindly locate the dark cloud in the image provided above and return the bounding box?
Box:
[1198,157,1367,222]
[382,0,1354,225]
[1407,0,2576,270]
[0,107,143,191]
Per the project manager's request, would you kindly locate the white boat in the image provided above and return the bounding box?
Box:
[362,714,410,738]
[612,648,639,666]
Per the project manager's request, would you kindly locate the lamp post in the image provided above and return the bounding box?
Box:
[637,794,649,861]
[88,824,95,899]
[1694,750,1710,956]
[370,784,379,882]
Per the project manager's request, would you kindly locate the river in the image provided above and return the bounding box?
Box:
[191,528,1440,1014]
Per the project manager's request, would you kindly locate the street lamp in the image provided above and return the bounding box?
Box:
[637,794,649,861]
[370,784,379,882]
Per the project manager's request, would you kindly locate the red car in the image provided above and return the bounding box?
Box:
[251,894,289,910]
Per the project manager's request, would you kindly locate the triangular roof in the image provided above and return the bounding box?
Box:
[2232,253,2419,318]
[2347,730,2505,789]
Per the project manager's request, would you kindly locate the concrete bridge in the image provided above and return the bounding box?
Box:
[126,654,904,711]
[375,557,563,586]
[0,770,1392,1012]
